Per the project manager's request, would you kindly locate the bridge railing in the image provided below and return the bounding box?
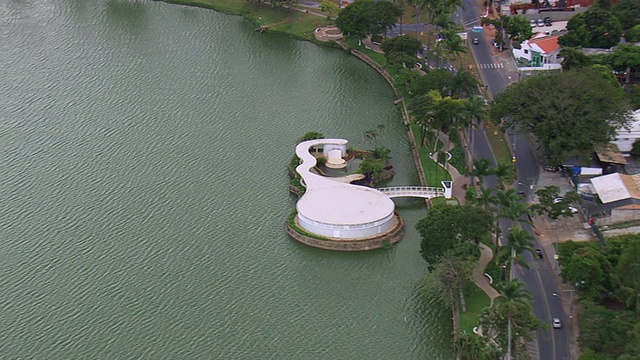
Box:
[377,186,445,198]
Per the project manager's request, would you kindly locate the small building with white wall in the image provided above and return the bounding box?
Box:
[612,109,640,155]
[512,33,562,69]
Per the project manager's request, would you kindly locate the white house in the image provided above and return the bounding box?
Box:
[612,109,640,154]
[512,33,562,69]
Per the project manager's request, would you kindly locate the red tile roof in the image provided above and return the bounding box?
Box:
[530,35,561,55]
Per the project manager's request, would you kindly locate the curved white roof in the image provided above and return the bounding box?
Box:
[295,139,395,226]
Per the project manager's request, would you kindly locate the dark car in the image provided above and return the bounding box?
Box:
[544,16,552,26]
[535,249,543,259]
[472,37,479,45]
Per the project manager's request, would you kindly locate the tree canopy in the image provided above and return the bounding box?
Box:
[380,34,423,57]
[416,203,493,266]
[490,68,631,164]
[335,0,402,41]
[558,7,622,49]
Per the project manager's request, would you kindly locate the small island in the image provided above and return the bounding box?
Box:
[286,133,451,251]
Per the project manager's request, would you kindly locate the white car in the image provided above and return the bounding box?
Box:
[530,19,536,27]
[553,318,562,329]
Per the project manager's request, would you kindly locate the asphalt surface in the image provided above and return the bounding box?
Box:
[460,2,572,359]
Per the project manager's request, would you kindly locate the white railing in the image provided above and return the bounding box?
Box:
[377,186,445,199]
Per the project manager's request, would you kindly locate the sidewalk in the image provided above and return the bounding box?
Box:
[473,243,501,304]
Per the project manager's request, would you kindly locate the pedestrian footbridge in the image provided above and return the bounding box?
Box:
[377,184,452,199]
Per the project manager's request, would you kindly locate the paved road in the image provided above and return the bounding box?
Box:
[461,2,572,360]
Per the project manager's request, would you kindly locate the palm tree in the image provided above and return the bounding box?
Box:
[498,225,536,274]
[493,188,523,248]
[461,96,487,177]
[440,31,466,70]
[472,185,497,211]
[496,279,534,360]
[491,161,516,190]
[454,71,480,99]
[468,158,493,187]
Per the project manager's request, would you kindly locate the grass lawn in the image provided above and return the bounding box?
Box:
[483,123,512,165]
[167,0,334,40]
[459,283,491,334]
[411,124,452,186]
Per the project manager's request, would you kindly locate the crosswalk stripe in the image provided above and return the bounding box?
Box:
[527,340,540,360]
[478,63,504,69]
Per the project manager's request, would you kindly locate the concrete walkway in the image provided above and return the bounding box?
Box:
[473,243,501,305]
[431,129,471,204]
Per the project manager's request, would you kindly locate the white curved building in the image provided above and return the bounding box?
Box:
[295,139,396,239]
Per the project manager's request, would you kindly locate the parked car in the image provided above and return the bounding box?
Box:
[544,165,558,172]
[544,17,552,26]
[473,37,479,45]
[530,19,536,27]
[537,19,544,27]
[553,318,562,329]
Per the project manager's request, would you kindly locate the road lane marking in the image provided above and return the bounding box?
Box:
[535,269,556,360]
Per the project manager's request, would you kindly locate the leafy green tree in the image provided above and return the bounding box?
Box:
[612,0,640,32]
[631,138,640,156]
[561,247,612,300]
[299,131,324,142]
[490,68,632,165]
[421,252,475,313]
[336,0,402,42]
[626,24,640,42]
[409,68,454,98]
[558,7,623,49]
[380,34,423,57]
[416,203,493,266]
[320,0,340,19]
[371,0,403,36]
[559,47,592,71]
[504,15,533,43]
[451,69,479,99]
[579,301,640,357]
[609,44,640,84]
[408,92,436,146]
[616,241,640,314]
[531,185,582,220]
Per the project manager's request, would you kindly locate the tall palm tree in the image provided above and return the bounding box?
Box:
[493,188,522,248]
[469,158,492,187]
[491,161,516,190]
[496,279,534,360]
[498,225,536,273]
[454,70,480,99]
[440,31,466,70]
[461,96,486,176]
[472,185,497,211]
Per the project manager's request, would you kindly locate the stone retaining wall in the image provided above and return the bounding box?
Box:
[285,213,405,251]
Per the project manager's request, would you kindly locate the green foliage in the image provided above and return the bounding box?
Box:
[490,68,632,165]
[531,186,581,220]
[409,68,455,98]
[380,34,423,57]
[504,15,533,43]
[578,301,640,358]
[416,203,493,266]
[319,0,340,18]
[299,131,324,142]
[335,0,402,40]
[558,7,623,49]
[625,84,640,111]
[560,47,592,71]
[631,138,640,156]
[612,0,640,32]
[626,24,640,42]
[608,44,640,84]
